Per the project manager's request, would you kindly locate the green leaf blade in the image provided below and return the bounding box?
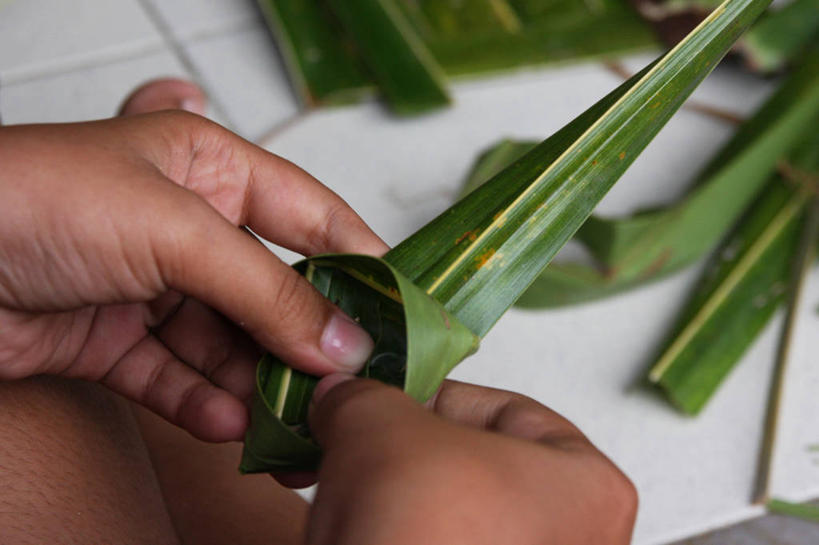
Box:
[328,0,452,115]
[388,0,772,336]
[767,499,819,522]
[742,0,819,73]
[649,130,819,415]
[255,0,373,106]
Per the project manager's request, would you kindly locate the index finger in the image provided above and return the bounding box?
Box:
[241,145,390,257]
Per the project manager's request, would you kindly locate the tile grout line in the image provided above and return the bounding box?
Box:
[135,0,238,132]
[0,40,168,87]
[254,110,311,148]
[174,18,261,46]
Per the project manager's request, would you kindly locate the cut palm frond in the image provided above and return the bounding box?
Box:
[741,0,819,73]
[754,195,819,504]
[257,0,658,113]
[327,0,452,115]
[636,0,819,73]
[647,131,819,415]
[255,0,373,106]
[459,50,819,308]
[241,0,771,473]
[416,0,657,77]
[767,498,819,522]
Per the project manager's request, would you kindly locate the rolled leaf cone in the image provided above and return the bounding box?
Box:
[241,255,478,473]
[241,0,772,473]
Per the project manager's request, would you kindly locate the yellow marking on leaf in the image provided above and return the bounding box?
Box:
[455,230,478,245]
[309,260,403,303]
[475,248,496,270]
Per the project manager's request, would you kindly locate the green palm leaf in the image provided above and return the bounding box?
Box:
[741,0,819,73]
[327,0,452,115]
[648,130,819,414]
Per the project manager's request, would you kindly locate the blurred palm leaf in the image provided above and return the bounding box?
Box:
[648,130,819,414]
[256,0,657,112]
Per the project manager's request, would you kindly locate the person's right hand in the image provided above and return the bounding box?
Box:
[308,376,637,545]
[0,112,387,442]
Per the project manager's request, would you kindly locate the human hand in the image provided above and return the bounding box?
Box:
[307,376,637,545]
[0,112,388,441]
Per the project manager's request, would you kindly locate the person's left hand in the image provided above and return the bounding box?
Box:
[305,376,638,545]
[0,112,388,441]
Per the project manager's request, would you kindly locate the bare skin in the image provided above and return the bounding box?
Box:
[122,80,310,545]
[0,79,638,545]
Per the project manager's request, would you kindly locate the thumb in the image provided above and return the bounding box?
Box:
[309,375,425,451]
[155,192,375,376]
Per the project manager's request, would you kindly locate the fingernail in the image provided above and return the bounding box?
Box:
[320,312,374,371]
[311,373,356,407]
[180,98,204,115]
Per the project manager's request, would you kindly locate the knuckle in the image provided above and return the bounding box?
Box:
[305,202,357,254]
[199,341,234,381]
[593,458,639,528]
[151,194,212,284]
[613,470,639,521]
[269,267,316,324]
[159,109,214,134]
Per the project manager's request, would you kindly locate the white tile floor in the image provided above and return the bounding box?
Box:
[0,0,162,84]
[183,24,299,139]
[141,0,259,41]
[0,0,290,138]
[1,1,816,544]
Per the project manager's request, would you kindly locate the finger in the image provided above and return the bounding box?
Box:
[128,113,387,257]
[235,140,389,256]
[428,380,590,448]
[100,332,247,442]
[118,78,206,117]
[152,297,261,403]
[156,191,375,376]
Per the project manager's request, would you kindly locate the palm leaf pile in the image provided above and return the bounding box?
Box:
[257,0,659,113]
[257,0,816,115]
[241,0,778,473]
